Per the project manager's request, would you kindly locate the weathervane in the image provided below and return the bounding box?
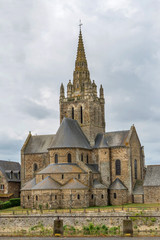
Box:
[79,19,83,30]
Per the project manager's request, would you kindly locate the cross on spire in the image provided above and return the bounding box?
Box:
[79,19,83,30]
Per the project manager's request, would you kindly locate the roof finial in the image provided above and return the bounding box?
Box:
[79,19,83,31]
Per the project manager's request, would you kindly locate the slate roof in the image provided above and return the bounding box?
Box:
[103,130,129,148]
[61,178,88,189]
[94,133,108,148]
[21,178,36,190]
[93,179,107,189]
[0,160,21,182]
[38,163,86,174]
[86,164,99,173]
[24,134,55,154]
[109,178,127,190]
[143,165,160,186]
[49,118,91,149]
[133,180,144,195]
[32,176,61,190]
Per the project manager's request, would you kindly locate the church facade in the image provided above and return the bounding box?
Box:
[21,28,145,209]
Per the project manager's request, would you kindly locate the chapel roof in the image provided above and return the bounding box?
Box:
[143,165,160,187]
[49,118,91,149]
[133,180,144,195]
[21,178,36,190]
[109,178,127,190]
[38,163,86,174]
[32,176,61,190]
[61,178,88,189]
[0,160,21,182]
[94,130,130,148]
[24,134,55,154]
[93,179,107,189]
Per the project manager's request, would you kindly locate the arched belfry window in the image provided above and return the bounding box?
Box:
[81,153,83,162]
[68,153,72,163]
[72,107,74,119]
[134,159,137,179]
[55,154,58,164]
[86,154,89,164]
[115,159,121,175]
[33,163,38,172]
[80,106,83,124]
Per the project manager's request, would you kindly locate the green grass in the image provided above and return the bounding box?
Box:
[0,203,160,214]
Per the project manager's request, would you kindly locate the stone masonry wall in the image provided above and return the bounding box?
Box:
[144,186,160,203]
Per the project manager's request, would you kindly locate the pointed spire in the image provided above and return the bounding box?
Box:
[60,83,65,99]
[73,24,91,92]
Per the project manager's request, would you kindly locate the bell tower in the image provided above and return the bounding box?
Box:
[60,25,105,145]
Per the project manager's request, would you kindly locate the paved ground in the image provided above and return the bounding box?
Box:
[1,237,160,240]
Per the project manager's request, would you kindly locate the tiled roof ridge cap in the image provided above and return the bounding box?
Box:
[0,160,20,164]
[105,130,129,134]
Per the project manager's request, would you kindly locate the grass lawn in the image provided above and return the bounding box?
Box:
[0,202,160,214]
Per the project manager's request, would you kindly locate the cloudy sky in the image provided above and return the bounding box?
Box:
[0,0,160,165]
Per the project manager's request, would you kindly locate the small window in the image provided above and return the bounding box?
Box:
[62,174,64,179]
[10,171,13,179]
[86,154,89,164]
[134,159,137,179]
[101,194,104,199]
[78,174,80,179]
[77,194,80,200]
[36,195,38,201]
[68,153,72,163]
[115,159,121,175]
[80,106,83,124]
[72,107,74,119]
[81,153,83,162]
[114,193,117,199]
[28,195,30,200]
[91,194,94,199]
[0,185,4,190]
[55,154,58,164]
[55,195,57,200]
[33,163,38,172]
[42,175,44,180]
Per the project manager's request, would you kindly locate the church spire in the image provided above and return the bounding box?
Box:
[73,23,91,92]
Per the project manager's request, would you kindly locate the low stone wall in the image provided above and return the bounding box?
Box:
[0,211,160,234]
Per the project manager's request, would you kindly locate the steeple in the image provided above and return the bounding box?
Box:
[73,26,91,93]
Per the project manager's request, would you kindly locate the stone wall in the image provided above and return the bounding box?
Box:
[109,189,128,205]
[144,186,160,203]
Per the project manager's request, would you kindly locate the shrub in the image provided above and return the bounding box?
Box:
[0,198,20,209]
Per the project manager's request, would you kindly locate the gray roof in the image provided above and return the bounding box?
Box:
[61,178,88,189]
[38,163,86,174]
[109,178,127,190]
[0,160,21,182]
[94,133,108,148]
[104,130,129,147]
[93,179,107,189]
[32,176,61,190]
[133,180,144,195]
[21,178,36,190]
[144,165,160,186]
[49,118,91,149]
[24,134,55,154]
[86,164,99,173]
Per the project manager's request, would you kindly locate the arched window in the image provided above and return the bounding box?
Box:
[80,106,83,124]
[55,154,58,164]
[72,107,74,119]
[114,193,117,199]
[86,154,89,164]
[81,153,83,162]
[68,153,72,163]
[91,194,94,199]
[78,174,80,179]
[134,159,137,179]
[77,194,80,200]
[62,174,64,179]
[36,195,38,201]
[55,195,57,200]
[115,159,121,175]
[101,194,104,199]
[33,163,38,172]
[28,195,30,200]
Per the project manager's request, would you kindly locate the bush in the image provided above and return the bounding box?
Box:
[0,198,20,210]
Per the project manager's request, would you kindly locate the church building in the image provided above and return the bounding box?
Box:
[21,28,145,209]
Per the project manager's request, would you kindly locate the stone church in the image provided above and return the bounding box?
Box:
[21,28,146,209]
